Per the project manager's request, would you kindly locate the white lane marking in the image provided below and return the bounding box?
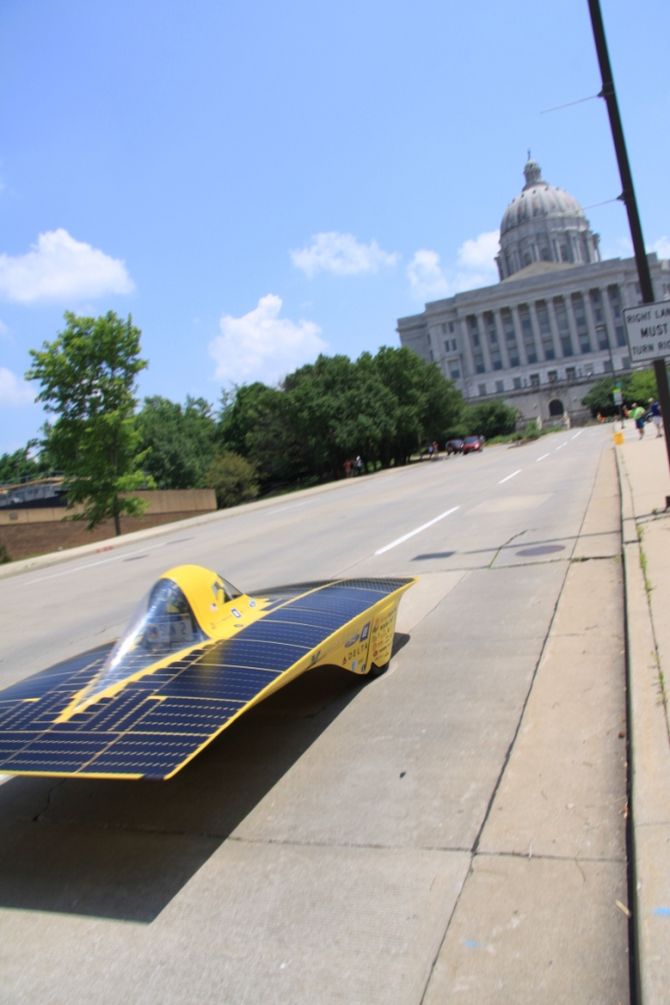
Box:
[536,453,550,462]
[498,469,521,485]
[571,430,584,440]
[375,506,460,555]
[555,441,568,450]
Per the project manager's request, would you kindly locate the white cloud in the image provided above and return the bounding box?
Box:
[291,231,399,278]
[457,230,500,271]
[0,229,135,304]
[652,236,670,259]
[407,230,500,302]
[209,294,328,386]
[407,249,452,301]
[0,367,34,406]
[599,235,634,260]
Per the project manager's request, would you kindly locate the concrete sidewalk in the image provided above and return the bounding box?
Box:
[615,427,670,1003]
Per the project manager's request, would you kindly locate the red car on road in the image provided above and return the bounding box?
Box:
[462,435,484,454]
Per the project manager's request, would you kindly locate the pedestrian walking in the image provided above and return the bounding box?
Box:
[647,398,663,438]
[629,402,646,439]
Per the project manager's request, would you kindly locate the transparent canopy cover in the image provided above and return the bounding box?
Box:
[78,578,209,707]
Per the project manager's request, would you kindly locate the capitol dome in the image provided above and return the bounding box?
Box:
[496,157,600,281]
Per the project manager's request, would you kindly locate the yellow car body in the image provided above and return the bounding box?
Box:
[0,566,415,780]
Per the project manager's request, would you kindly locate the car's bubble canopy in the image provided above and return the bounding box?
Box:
[79,577,209,707]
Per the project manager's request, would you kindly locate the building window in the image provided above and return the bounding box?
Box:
[484,311,498,345]
[553,296,574,357]
[602,360,612,373]
[548,370,558,384]
[478,383,487,396]
[607,284,623,319]
[565,366,576,381]
[495,380,504,393]
[530,373,540,388]
[535,300,555,362]
[513,377,522,389]
[518,303,539,365]
[596,325,611,350]
[500,307,519,360]
[589,288,604,324]
[571,292,592,353]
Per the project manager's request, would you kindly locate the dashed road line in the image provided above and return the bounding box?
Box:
[498,469,522,485]
[375,506,460,555]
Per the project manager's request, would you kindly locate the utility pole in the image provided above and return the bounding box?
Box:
[588,0,670,487]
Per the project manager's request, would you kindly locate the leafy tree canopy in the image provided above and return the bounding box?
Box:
[138,395,216,489]
[581,367,663,417]
[25,311,150,533]
[218,348,464,485]
[0,443,50,484]
[462,400,519,439]
[206,451,259,509]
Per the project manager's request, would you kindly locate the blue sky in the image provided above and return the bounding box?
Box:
[1,0,668,455]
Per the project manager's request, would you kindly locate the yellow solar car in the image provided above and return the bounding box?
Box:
[0,565,415,780]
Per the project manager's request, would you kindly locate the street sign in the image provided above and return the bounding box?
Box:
[623,301,670,363]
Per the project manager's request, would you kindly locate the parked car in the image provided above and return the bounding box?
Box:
[462,435,484,454]
[445,438,464,454]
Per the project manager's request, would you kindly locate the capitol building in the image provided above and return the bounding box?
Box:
[397,157,670,424]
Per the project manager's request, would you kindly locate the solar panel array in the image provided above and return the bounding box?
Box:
[0,578,412,780]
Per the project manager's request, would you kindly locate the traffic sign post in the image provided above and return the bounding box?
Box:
[589,0,670,506]
[623,303,670,499]
[623,303,670,364]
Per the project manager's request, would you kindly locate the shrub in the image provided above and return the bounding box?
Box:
[206,452,259,509]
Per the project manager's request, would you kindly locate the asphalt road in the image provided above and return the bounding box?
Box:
[0,425,628,1003]
[2,426,603,683]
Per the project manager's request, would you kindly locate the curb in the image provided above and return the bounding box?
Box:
[615,441,670,1003]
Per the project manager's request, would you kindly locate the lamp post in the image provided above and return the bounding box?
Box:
[589,0,670,488]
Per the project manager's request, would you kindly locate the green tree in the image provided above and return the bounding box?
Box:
[624,368,659,408]
[216,348,464,487]
[372,347,463,463]
[206,451,259,508]
[218,383,302,488]
[581,375,619,418]
[463,400,519,438]
[0,442,49,484]
[138,395,216,488]
[25,311,149,535]
[582,367,664,418]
